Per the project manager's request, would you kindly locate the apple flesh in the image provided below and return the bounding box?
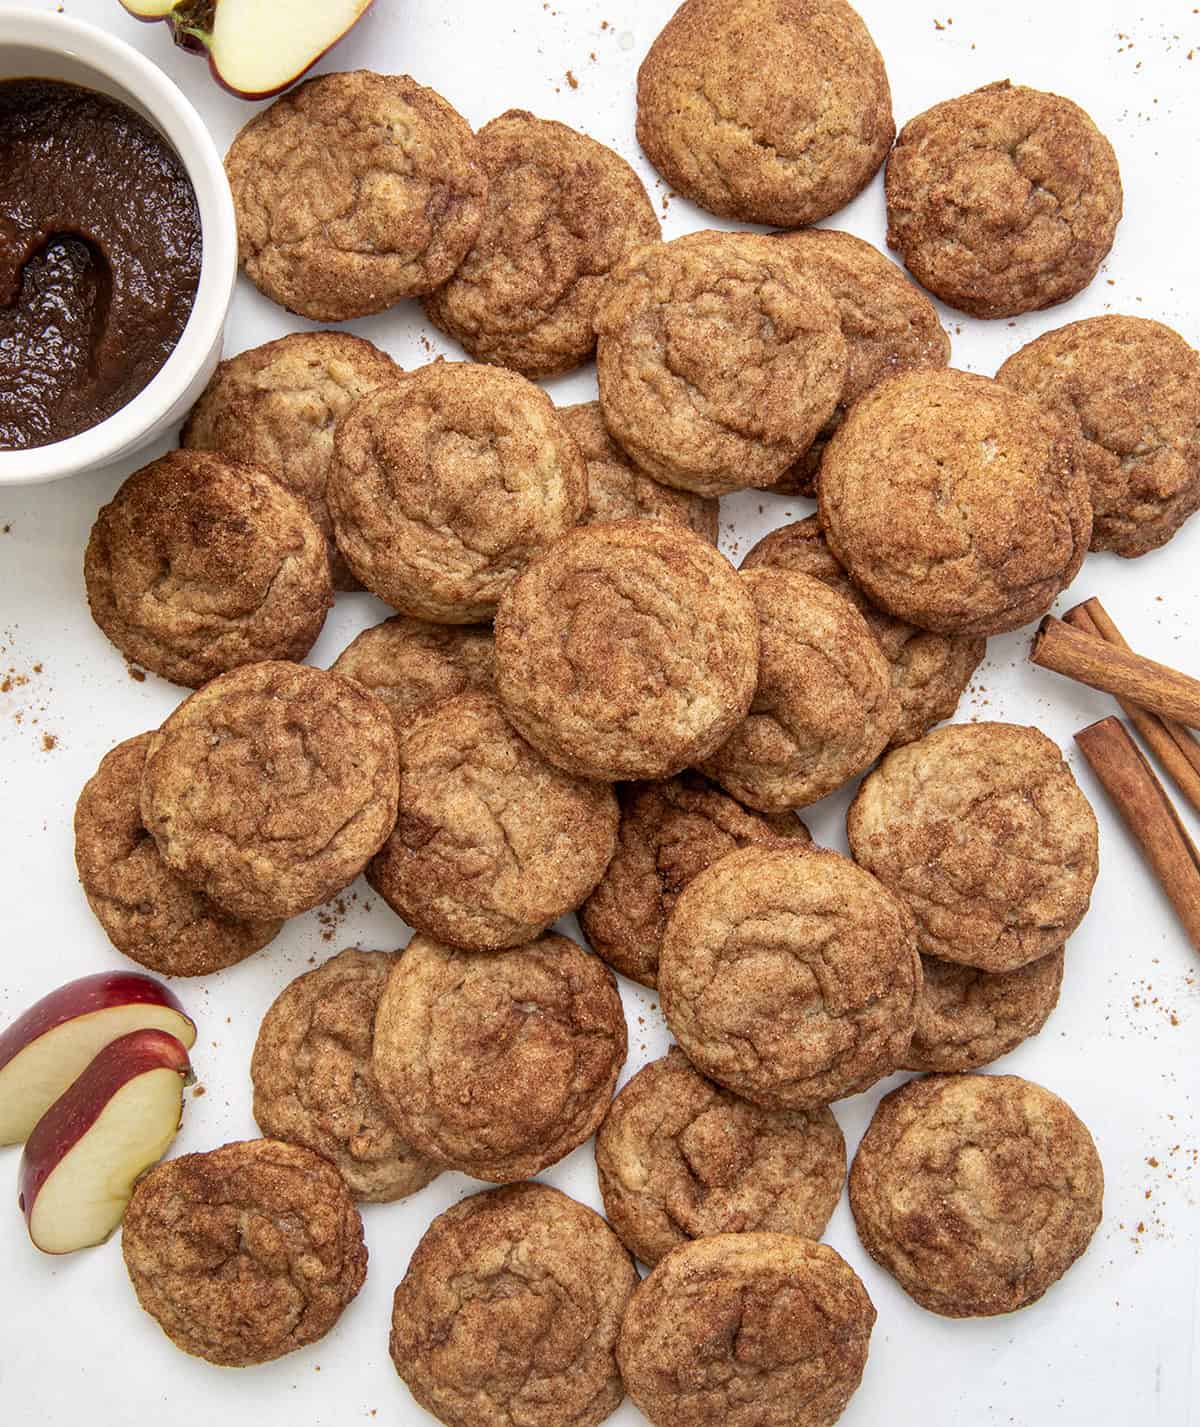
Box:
[19,1028,191,1254]
[0,971,196,1146]
[118,0,375,101]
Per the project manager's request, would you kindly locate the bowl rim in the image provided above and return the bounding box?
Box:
[0,7,237,486]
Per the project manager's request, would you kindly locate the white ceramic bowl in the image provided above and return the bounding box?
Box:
[0,8,237,486]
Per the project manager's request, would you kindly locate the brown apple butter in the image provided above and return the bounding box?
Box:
[0,79,202,451]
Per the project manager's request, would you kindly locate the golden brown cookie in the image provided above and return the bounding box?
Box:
[390,1183,637,1427]
[84,450,332,688]
[181,330,402,590]
[818,368,1092,636]
[636,0,894,227]
[226,71,487,321]
[328,362,587,622]
[595,230,847,496]
[366,691,618,951]
[847,722,1099,973]
[250,948,441,1202]
[660,845,921,1110]
[121,1139,367,1366]
[371,933,626,1183]
[74,733,281,977]
[561,401,719,543]
[580,773,811,989]
[700,569,898,811]
[596,1047,846,1268]
[424,110,659,378]
[742,516,985,746]
[494,521,759,780]
[886,80,1122,318]
[618,1234,876,1427]
[141,661,399,922]
[905,949,1065,1074]
[849,1073,1103,1317]
[997,315,1200,557]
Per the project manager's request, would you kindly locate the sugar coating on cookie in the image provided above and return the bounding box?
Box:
[424,110,660,378]
[226,70,487,321]
[849,1074,1103,1317]
[141,661,399,922]
[74,733,281,977]
[390,1183,637,1427]
[85,450,333,688]
[660,845,921,1110]
[494,520,760,781]
[848,722,1099,973]
[250,948,441,1202]
[580,772,811,989]
[595,230,848,497]
[818,368,1092,636]
[371,933,627,1183]
[636,0,894,227]
[997,315,1200,558]
[328,362,587,622]
[700,568,899,811]
[367,691,619,951]
[742,516,984,747]
[618,1233,876,1427]
[886,80,1122,318]
[122,1139,367,1366]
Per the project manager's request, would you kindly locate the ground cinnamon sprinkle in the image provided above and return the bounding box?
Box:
[566,69,579,89]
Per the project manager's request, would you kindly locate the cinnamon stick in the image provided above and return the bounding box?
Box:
[1075,716,1200,953]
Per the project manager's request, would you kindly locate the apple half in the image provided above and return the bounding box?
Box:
[18,1028,192,1254]
[0,971,196,1146]
[119,0,376,100]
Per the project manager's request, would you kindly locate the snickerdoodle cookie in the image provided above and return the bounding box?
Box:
[560,401,718,543]
[391,1183,637,1427]
[818,368,1092,636]
[847,722,1099,973]
[122,1139,367,1365]
[849,1074,1103,1317]
[367,691,618,951]
[372,933,626,1183]
[742,516,985,746]
[580,773,810,989]
[328,362,586,622]
[141,661,398,922]
[637,0,894,227]
[74,733,281,977]
[619,1234,876,1427]
[226,71,487,321]
[85,450,332,688]
[494,521,759,780]
[250,948,441,1202]
[181,330,401,589]
[660,846,921,1110]
[886,80,1122,318]
[595,230,847,496]
[424,110,659,378]
[596,1047,845,1268]
[997,315,1200,557]
[700,569,898,811]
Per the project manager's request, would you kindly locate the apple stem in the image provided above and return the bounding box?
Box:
[173,0,215,51]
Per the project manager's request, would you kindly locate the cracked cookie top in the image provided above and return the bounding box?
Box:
[849,1073,1103,1317]
[226,70,487,321]
[847,722,1099,973]
[390,1182,637,1427]
[886,80,1122,319]
[636,0,894,228]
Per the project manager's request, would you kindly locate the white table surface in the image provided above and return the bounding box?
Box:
[1,1,1197,1423]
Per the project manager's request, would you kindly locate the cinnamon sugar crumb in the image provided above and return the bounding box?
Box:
[565,69,579,89]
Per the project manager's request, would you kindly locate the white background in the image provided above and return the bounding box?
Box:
[0,1,1198,1423]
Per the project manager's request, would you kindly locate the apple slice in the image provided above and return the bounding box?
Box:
[19,1029,192,1254]
[119,0,375,100]
[0,972,196,1146]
